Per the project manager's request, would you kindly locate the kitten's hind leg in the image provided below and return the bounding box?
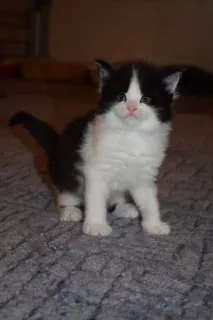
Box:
[57,192,82,222]
[108,191,139,219]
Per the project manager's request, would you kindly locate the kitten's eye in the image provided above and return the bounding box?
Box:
[117,93,127,102]
[140,96,150,104]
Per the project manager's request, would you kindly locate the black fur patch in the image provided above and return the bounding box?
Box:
[50,112,94,197]
[8,60,213,198]
[96,61,175,122]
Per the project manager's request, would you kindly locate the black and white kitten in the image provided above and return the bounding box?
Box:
[9,60,213,236]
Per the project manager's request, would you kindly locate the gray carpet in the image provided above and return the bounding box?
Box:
[1,92,213,320]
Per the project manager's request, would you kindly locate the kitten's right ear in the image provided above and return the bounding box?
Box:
[94,59,113,91]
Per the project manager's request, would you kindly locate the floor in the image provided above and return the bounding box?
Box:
[1,80,213,320]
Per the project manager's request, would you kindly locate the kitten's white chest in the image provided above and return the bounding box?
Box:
[93,127,169,188]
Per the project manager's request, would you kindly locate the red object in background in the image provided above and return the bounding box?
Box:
[0,64,21,79]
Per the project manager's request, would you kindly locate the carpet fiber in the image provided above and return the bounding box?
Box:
[1,86,213,320]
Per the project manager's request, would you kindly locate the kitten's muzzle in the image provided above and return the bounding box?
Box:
[126,100,138,115]
[126,100,138,116]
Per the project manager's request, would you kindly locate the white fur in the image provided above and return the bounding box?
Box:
[57,192,79,207]
[164,72,182,95]
[60,207,82,222]
[113,203,139,219]
[108,191,139,218]
[107,190,127,207]
[109,71,162,132]
[81,73,171,236]
[57,192,82,222]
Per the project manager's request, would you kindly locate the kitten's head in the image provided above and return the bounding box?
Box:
[95,59,182,130]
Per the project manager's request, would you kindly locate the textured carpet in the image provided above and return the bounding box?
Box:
[1,86,213,320]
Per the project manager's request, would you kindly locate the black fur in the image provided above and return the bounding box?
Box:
[9,110,94,200]
[8,59,213,200]
[97,61,213,122]
[163,65,213,96]
[50,112,94,194]
[9,111,58,155]
[97,61,175,122]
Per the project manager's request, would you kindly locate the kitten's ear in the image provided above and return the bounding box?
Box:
[94,59,113,91]
[163,71,183,96]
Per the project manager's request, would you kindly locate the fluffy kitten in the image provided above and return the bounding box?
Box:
[9,60,213,236]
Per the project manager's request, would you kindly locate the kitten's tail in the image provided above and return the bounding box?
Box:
[8,111,59,154]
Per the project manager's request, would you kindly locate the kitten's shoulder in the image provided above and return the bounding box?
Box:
[58,110,95,147]
[62,110,95,134]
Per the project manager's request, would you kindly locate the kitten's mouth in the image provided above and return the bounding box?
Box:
[125,113,137,119]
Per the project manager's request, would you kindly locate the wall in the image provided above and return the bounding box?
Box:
[49,0,213,70]
[0,0,29,57]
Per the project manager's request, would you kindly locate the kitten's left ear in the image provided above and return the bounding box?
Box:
[163,71,183,97]
[94,59,113,91]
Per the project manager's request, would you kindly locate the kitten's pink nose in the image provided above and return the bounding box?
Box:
[127,101,138,114]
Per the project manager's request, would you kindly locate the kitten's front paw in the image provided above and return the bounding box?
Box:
[60,207,82,222]
[142,221,170,235]
[113,203,139,219]
[83,222,112,236]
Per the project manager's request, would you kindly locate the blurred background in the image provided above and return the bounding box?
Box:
[0,0,213,84]
[49,0,213,68]
[1,0,213,126]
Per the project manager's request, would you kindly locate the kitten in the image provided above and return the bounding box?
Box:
[9,60,213,236]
